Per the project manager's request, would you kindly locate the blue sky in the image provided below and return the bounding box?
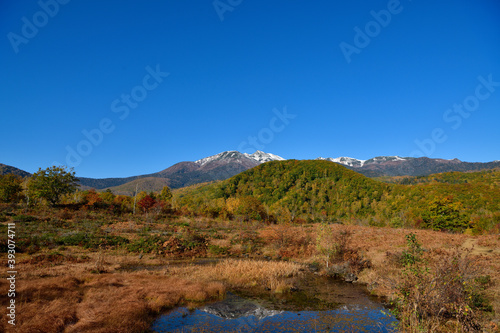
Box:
[1,0,499,178]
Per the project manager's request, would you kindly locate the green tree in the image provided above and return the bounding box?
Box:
[27,166,78,206]
[0,174,23,203]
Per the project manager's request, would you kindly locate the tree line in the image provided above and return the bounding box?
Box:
[1,162,499,234]
[0,166,173,214]
[175,161,500,234]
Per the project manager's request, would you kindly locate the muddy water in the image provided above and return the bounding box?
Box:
[151,272,397,332]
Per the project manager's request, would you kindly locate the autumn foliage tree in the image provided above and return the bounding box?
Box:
[83,189,103,209]
[138,194,156,213]
[0,174,23,203]
[159,186,172,202]
[175,161,500,233]
[421,196,469,232]
[226,196,266,221]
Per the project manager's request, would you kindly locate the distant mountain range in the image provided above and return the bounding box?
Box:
[318,155,500,178]
[78,151,285,194]
[1,151,499,195]
[0,163,31,178]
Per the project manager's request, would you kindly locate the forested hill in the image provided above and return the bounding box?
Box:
[176,160,391,220]
[176,161,500,233]
[216,159,389,207]
[0,163,31,178]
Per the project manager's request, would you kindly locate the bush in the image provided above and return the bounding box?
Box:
[400,232,422,267]
[394,234,485,332]
[259,225,313,257]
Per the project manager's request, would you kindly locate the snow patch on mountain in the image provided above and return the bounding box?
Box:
[244,150,285,163]
[317,156,366,167]
[195,151,241,166]
[317,155,417,167]
[195,150,285,166]
[364,156,410,164]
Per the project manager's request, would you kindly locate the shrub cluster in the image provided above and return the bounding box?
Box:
[394,233,489,332]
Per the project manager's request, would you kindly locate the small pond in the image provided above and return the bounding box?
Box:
[152,273,397,332]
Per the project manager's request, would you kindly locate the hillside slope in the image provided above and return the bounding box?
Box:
[0,163,31,178]
[176,161,500,231]
[177,160,391,220]
[104,177,172,196]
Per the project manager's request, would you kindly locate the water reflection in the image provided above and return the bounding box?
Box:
[152,292,397,332]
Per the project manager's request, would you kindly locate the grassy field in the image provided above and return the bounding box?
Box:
[0,204,499,332]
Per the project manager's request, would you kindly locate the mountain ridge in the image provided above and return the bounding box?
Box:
[0,163,32,178]
[2,151,499,194]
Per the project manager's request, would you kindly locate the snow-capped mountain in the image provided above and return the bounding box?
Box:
[244,151,285,163]
[195,150,285,166]
[195,151,245,166]
[317,155,413,168]
[363,156,411,165]
[314,155,500,178]
[317,156,366,167]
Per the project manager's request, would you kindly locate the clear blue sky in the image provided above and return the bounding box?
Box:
[1,0,499,178]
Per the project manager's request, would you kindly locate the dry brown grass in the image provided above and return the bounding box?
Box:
[2,215,499,332]
[169,259,304,293]
[15,276,82,333]
[259,224,315,257]
[0,250,303,332]
[476,235,500,251]
[342,227,499,332]
[211,259,303,291]
[68,273,224,333]
[209,238,231,248]
[1,270,225,333]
